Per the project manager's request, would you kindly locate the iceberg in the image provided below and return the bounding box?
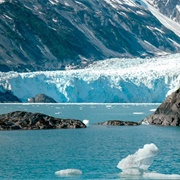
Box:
[117,143,158,175]
[55,169,82,176]
[83,119,90,127]
[0,54,179,103]
[117,143,180,179]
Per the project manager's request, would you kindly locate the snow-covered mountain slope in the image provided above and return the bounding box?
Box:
[0,54,179,103]
[146,0,180,24]
[0,0,180,72]
[144,0,180,37]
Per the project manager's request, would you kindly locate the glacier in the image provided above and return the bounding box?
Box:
[0,54,179,103]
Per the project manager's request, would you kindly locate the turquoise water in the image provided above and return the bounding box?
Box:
[0,104,180,179]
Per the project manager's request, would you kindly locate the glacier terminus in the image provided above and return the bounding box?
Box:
[0,54,179,103]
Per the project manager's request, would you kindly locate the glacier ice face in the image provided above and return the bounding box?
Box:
[0,54,179,103]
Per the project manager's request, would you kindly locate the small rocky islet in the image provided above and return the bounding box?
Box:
[96,120,140,126]
[27,94,57,103]
[96,88,180,127]
[0,111,86,130]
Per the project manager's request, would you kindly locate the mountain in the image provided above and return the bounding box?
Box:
[0,54,179,103]
[146,0,180,24]
[0,0,180,72]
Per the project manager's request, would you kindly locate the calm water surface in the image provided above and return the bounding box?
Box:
[0,103,179,179]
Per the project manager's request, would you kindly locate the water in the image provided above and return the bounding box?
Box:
[0,103,180,179]
[0,103,160,123]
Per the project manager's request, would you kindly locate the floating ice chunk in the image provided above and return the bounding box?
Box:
[141,121,149,125]
[133,112,144,114]
[117,143,158,175]
[83,119,89,127]
[55,169,82,176]
[150,108,156,112]
[117,143,180,178]
[143,172,180,179]
[55,112,61,114]
[106,104,113,109]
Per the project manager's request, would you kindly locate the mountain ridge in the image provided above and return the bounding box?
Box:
[0,0,180,72]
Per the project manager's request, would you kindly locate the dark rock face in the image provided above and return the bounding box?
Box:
[28,94,57,103]
[0,0,180,72]
[141,88,180,126]
[0,111,86,130]
[96,120,140,126]
[0,91,21,103]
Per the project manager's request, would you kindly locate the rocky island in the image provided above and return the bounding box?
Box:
[0,111,86,130]
[96,120,140,126]
[0,88,179,130]
[28,94,57,103]
[97,88,180,127]
[141,88,180,126]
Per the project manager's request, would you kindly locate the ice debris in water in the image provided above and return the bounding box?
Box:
[117,143,180,179]
[143,172,180,179]
[117,143,158,175]
[83,119,89,127]
[55,169,82,176]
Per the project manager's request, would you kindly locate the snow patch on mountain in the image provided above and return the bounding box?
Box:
[176,5,180,12]
[144,0,180,37]
[104,0,147,9]
[0,0,5,4]
[0,54,179,103]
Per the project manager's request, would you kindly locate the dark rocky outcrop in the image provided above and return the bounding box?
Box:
[96,120,140,126]
[28,94,57,103]
[0,91,21,103]
[0,111,86,130]
[141,88,180,126]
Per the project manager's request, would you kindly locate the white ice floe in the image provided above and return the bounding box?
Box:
[83,119,89,127]
[117,143,180,179]
[133,112,144,114]
[150,108,156,112]
[117,143,158,175]
[55,169,82,176]
[143,172,180,179]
